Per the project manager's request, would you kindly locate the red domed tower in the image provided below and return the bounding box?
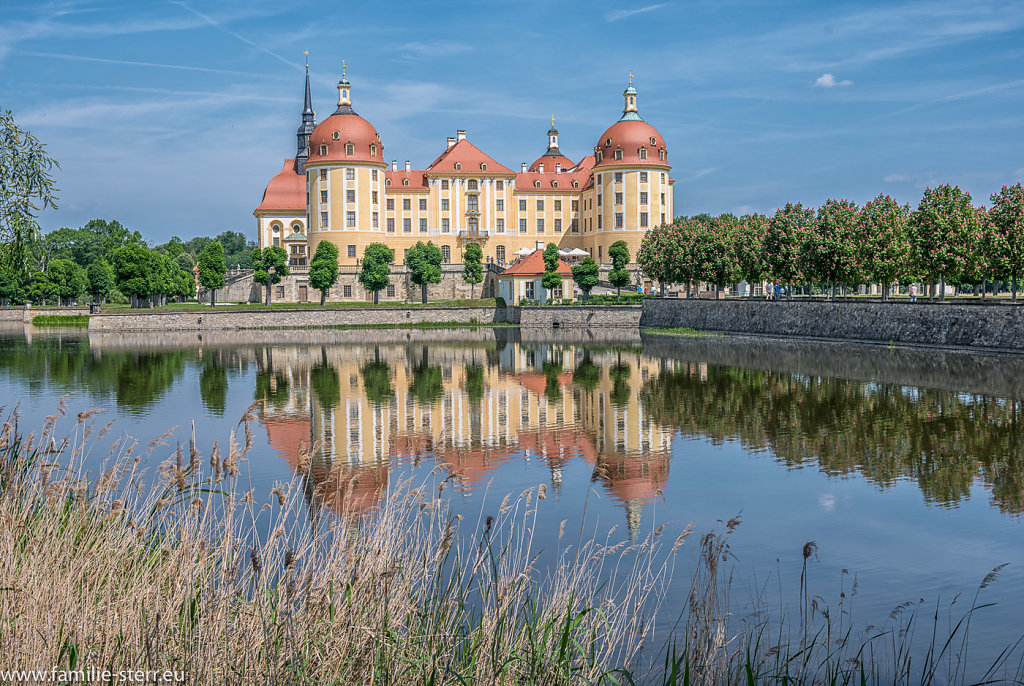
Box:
[528,117,575,173]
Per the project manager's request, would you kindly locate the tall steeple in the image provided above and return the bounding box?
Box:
[295,52,316,173]
[334,60,357,115]
[619,70,643,122]
[544,115,561,156]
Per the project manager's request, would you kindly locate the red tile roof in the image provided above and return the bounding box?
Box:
[513,169,589,192]
[593,120,670,169]
[500,250,572,276]
[528,153,574,173]
[384,169,428,190]
[255,159,305,213]
[426,138,514,175]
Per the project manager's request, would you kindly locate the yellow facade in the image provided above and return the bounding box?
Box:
[255,70,674,270]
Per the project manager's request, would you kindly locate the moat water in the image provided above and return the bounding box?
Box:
[3,323,1024,675]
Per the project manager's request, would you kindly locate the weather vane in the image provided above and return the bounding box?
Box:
[551,115,555,126]
[628,69,633,85]
[303,50,308,69]
[342,59,347,79]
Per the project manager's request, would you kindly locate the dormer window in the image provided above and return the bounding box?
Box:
[480,163,487,171]
[572,181,579,189]
[596,151,603,162]
[659,148,666,161]
[332,131,340,140]
[403,179,409,186]
[454,162,462,170]
[386,178,392,186]
[345,143,355,156]
[614,148,623,161]
[552,181,558,188]
[650,137,657,145]
[319,144,328,156]
[605,138,612,146]
[534,181,541,188]
[639,147,647,160]
[370,144,377,157]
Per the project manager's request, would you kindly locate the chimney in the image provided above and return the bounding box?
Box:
[405,160,411,172]
[456,129,467,141]
[447,136,456,149]
[555,163,562,174]
[391,160,397,171]
[538,163,544,174]
[521,162,527,173]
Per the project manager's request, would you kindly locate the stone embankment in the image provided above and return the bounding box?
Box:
[641,298,1024,351]
[0,306,90,323]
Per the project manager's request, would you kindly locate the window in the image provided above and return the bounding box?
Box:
[598,195,602,206]
[441,245,451,263]
[403,198,411,211]
[345,143,354,156]
[321,212,329,228]
[403,179,409,186]
[598,215,602,229]
[615,213,623,228]
[496,199,504,211]
[386,284,395,297]
[640,172,648,183]
[525,282,535,299]
[661,193,665,204]
[496,180,504,190]
[536,218,544,233]
[332,131,340,140]
[273,237,280,247]
[386,198,394,210]
[348,245,356,258]
[370,144,377,157]
[372,170,378,181]
[534,181,541,188]
[320,190,328,204]
[661,173,666,183]
[572,200,579,212]
[554,200,561,211]
[496,218,504,232]
[468,217,478,232]
[292,223,302,232]
[519,218,527,233]
[420,218,427,232]
[536,200,544,211]
[419,198,427,211]
[467,195,479,212]
[346,189,355,203]
[319,144,327,156]
[519,199,527,211]
[640,212,648,227]
[615,172,623,183]
[372,212,379,228]
[454,162,462,170]
[442,218,450,232]
[345,168,355,180]
[496,245,505,262]
[467,179,478,190]
[441,179,449,190]
[386,179,391,186]
[639,148,647,160]
[598,246,603,261]
[573,181,579,189]
[347,211,356,227]
[320,169,327,181]
[615,192,623,205]
[570,219,578,233]
[372,191,378,204]
[441,199,449,211]
[661,213,666,224]
[387,218,395,232]
[403,218,411,233]
[640,192,648,205]
[404,248,409,261]
[554,219,562,232]
[343,284,352,297]
[614,149,623,161]
[480,163,487,171]
[276,285,285,298]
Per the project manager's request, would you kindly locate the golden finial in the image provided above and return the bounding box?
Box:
[552,114,555,126]
[303,49,308,68]
[628,69,633,85]
[342,59,347,79]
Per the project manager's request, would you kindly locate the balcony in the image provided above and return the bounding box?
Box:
[457,229,489,238]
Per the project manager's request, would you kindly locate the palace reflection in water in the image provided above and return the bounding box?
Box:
[256,342,674,527]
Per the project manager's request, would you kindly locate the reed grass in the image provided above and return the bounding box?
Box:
[31,314,90,327]
[1,402,1022,684]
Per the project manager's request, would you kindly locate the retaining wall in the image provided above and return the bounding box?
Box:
[642,298,1024,351]
[509,305,642,328]
[0,306,90,323]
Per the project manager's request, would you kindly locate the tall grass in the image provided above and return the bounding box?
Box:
[1,402,1023,684]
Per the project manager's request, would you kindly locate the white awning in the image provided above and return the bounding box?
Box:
[568,248,590,256]
[514,247,534,256]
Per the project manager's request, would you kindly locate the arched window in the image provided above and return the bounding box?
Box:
[467,179,478,190]
[572,181,579,189]
[271,223,281,233]
[386,178,391,186]
[454,162,462,170]
[480,163,487,171]
[614,148,623,161]
[403,179,409,186]
[596,151,603,162]
[292,223,302,233]
[441,245,451,263]
[639,147,647,160]
[345,143,355,155]
[659,148,666,161]
[534,181,541,188]
[496,245,506,263]
[319,144,328,156]
[552,181,558,188]
[370,144,377,157]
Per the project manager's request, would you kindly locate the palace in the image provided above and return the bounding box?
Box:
[254,64,674,272]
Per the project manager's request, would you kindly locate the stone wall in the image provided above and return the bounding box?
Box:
[198,263,501,304]
[0,306,90,323]
[642,298,1024,351]
[89,306,505,333]
[509,305,642,328]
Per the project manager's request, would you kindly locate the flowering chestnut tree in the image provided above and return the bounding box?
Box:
[855,194,913,301]
[693,215,739,298]
[763,202,815,292]
[734,213,768,288]
[911,185,981,300]
[989,184,1024,300]
[807,199,860,298]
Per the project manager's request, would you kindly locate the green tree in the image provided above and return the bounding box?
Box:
[462,243,483,298]
[26,270,56,305]
[694,216,739,298]
[86,260,115,304]
[308,240,339,306]
[856,194,913,301]
[572,353,601,392]
[541,242,563,299]
[407,241,442,304]
[359,242,395,305]
[638,224,674,293]
[409,348,444,406]
[808,199,860,299]
[110,244,155,308]
[608,240,632,299]
[734,213,769,290]
[199,360,228,416]
[1,110,59,279]
[197,241,227,308]
[990,184,1024,300]
[571,257,600,302]
[764,202,815,294]
[911,185,980,300]
[46,258,86,305]
[252,246,290,306]
[362,352,394,406]
[311,359,341,412]
[463,363,485,404]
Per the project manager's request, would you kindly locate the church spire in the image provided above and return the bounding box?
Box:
[295,52,316,173]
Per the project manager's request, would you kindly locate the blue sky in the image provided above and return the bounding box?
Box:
[2,0,1022,244]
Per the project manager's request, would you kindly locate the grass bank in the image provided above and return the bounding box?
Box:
[31,314,90,327]
[1,405,1022,684]
[103,298,502,313]
[643,326,719,337]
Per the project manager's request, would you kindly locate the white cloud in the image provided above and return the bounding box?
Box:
[398,41,473,60]
[606,3,667,23]
[813,73,853,88]
[1015,168,1024,183]
[883,173,910,183]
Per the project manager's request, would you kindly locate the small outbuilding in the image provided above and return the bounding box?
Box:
[497,250,575,305]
